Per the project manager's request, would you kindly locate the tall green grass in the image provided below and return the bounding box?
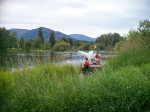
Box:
[108,47,150,71]
[0,46,150,111]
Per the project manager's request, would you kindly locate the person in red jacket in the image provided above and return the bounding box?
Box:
[85,58,89,66]
[83,57,90,74]
[95,51,101,64]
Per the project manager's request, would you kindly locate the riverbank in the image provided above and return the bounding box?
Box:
[0,44,150,111]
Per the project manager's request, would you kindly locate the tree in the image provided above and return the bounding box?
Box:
[112,33,122,46]
[25,40,32,52]
[19,35,25,50]
[62,37,68,43]
[82,43,90,51]
[96,33,122,48]
[49,30,56,47]
[127,29,139,40]
[74,40,81,47]
[10,32,18,48]
[95,43,106,51]
[53,41,70,51]
[114,19,150,52]
[0,27,10,54]
[44,41,50,49]
[35,37,42,49]
[38,27,44,46]
[68,38,73,46]
[138,19,150,37]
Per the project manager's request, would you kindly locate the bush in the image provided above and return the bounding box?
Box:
[53,41,70,51]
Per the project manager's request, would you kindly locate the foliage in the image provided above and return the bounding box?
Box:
[0,27,125,52]
[0,27,10,54]
[95,43,106,51]
[49,30,56,47]
[62,37,73,46]
[38,27,44,46]
[53,41,70,51]
[115,19,150,53]
[43,40,50,50]
[138,19,150,37]
[82,42,90,50]
[62,37,68,42]
[9,32,18,49]
[25,40,32,52]
[96,33,124,50]
[68,38,73,46]
[34,37,42,49]
[19,36,25,50]
[74,40,81,47]
[127,29,139,40]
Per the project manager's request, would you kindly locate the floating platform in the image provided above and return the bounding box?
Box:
[82,64,103,68]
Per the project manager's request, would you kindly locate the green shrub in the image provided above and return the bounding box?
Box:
[108,47,150,71]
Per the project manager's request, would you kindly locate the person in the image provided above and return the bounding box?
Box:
[94,51,101,64]
[83,57,90,73]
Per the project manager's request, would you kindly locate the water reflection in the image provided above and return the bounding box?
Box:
[0,51,114,70]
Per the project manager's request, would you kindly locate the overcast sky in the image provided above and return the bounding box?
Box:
[0,0,150,38]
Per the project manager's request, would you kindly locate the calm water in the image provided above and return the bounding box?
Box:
[0,51,114,70]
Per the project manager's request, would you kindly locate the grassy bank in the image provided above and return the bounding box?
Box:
[0,47,150,112]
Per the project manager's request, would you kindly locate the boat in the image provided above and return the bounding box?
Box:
[82,64,102,68]
[78,50,104,73]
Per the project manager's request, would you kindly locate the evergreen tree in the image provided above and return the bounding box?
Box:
[19,35,25,50]
[38,27,44,46]
[49,30,56,47]
[0,27,10,54]
[62,37,68,42]
[68,38,73,46]
[10,32,18,48]
[25,40,32,52]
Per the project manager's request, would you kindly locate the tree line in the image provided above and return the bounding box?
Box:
[0,27,124,54]
[115,19,150,52]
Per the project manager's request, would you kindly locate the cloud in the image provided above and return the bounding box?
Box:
[0,0,150,37]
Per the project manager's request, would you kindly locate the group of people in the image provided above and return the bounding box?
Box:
[83,51,101,73]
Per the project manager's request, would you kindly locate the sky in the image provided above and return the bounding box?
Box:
[0,0,150,38]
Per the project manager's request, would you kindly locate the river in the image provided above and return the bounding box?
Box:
[0,51,115,70]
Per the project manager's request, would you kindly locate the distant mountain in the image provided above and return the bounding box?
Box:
[69,34,96,42]
[10,27,72,41]
[10,27,96,42]
[10,29,29,34]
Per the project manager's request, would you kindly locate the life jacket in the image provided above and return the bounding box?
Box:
[95,54,100,58]
[85,61,89,65]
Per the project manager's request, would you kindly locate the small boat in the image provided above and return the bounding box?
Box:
[78,50,104,73]
[82,62,104,74]
[82,64,103,68]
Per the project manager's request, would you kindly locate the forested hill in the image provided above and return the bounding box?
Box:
[10,27,96,42]
[69,34,96,42]
[10,27,71,41]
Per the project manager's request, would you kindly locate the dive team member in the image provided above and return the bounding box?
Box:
[83,57,89,73]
